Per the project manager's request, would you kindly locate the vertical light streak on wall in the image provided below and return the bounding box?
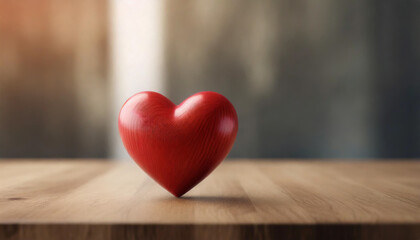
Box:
[109,0,165,160]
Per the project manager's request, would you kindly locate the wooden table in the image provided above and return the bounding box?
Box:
[0,160,419,240]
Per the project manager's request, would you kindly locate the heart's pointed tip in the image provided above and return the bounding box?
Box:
[168,189,187,198]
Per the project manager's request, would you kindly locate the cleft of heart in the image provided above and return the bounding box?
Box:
[118,91,238,197]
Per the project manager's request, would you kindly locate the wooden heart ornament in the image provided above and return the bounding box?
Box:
[118,91,238,197]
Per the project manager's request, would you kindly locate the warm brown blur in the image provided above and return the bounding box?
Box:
[0,0,109,157]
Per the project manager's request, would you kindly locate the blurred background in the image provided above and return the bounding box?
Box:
[0,0,419,160]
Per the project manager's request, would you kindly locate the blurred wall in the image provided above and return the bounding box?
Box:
[371,0,420,158]
[0,0,109,157]
[164,0,420,158]
[0,0,418,159]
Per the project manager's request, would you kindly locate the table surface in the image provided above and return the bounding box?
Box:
[0,159,419,239]
[1,159,419,224]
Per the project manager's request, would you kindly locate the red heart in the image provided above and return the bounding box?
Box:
[118,91,238,197]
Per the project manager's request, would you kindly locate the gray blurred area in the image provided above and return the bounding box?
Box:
[0,0,419,158]
[165,0,420,158]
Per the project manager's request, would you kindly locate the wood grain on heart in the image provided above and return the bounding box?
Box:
[118,91,238,197]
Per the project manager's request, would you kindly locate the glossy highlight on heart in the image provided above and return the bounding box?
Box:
[118,91,238,197]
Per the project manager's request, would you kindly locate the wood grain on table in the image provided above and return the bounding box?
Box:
[0,159,419,240]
